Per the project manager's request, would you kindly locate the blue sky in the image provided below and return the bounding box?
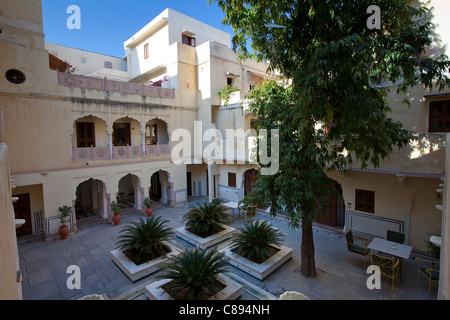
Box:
[42,0,234,58]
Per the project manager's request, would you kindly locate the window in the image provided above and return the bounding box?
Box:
[76,122,95,148]
[113,123,131,146]
[429,100,450,132]
[355,189,375,213]
[182,34,196,47]
[104,61,113,69]
[227,77,233,86]
[80,57,86,64]
[144,43,149,60]
[250,119,258,131]
[228,172,236,188]
[146,124,158,145]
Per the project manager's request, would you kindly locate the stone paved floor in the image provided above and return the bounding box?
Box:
[17,198,438,300]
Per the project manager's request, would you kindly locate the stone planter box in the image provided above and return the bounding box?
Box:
[111,241,181,282]
[176,224,236,250]
[145,274,242,300]
[220,244,293,281]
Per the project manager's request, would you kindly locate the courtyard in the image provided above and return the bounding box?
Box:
[17,198,438,301]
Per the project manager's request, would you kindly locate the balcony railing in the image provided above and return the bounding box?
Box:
[72,146,109,161]
[220,90,251,112]
[72,144,171,161]
[58,73,175,99]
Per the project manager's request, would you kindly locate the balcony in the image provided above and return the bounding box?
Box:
[220,91,251,112]
[58,72,175,99]
[72,144,171,161]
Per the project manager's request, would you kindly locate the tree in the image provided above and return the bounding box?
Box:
[210,0,450,277]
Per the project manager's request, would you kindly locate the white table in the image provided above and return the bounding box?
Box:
[223,201,240,222]
[368,237,412,259]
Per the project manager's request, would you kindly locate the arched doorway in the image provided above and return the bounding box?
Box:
[150,170,171,204]
[75,179,107,221]
[315,180,345,227]
[243,168,258,197]
[117,174,141,210]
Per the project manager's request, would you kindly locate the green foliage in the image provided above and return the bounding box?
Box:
[158,247,228,300]
[58,205,72,225]
[425,232,441,259]
[116,217,174,265]
[111,201,121,214]
[230,220,284,262]
[143,197,153,207]
[182,199,230,236]
[218,84,240,105]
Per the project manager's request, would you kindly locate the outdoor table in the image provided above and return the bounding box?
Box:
[367,237,413,259]
[223,201,240,222]
[368,237,413,283]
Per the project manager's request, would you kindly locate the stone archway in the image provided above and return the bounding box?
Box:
[75,178,107,221]
[149,170,171,205]
[117,173,142,210]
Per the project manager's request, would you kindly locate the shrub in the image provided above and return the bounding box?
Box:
[158,247,228,300]
[182,199,230,237]
[230,220,284,263]
[116,217,174,265]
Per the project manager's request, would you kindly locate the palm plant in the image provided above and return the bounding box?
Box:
[230,220,284,263]
[158,247,228,300]
[116,217,174,265]
[182,199,230,237]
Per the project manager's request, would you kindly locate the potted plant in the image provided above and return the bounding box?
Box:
[58,205,72,240]
[221,220,293,280]
[218,84,240,106]
[116,217,174,265]
[229,220,284,263]
[111,217,180,282]
[111,201,121,226]
[143,197,153,217]
[182,199,229,238]
[148,247,242,300]
[176,199,235,250]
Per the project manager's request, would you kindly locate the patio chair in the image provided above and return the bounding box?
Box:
[371,252,400,292]
[386,229,406,244]
[415,257,440,295]
[239,204,257,223]
[344,229,370,268]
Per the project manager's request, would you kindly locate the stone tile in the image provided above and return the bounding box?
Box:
[28,267,54,286]
[30,280,59,300]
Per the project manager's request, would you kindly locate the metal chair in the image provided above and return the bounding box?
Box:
[386,229,406,244]
[239,204,257,223]
[344,229,370,268]
[371,252,400,292]
[415,257,440,295]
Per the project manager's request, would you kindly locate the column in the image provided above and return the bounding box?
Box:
[170,183,175,208]
[208,163,213,203]
[106,193,112,224]
[142,133,146,157]
[108,134,113,159]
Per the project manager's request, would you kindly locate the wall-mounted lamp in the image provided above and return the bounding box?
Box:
[347,202,352,209]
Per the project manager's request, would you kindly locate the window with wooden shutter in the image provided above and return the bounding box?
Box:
[76,122,95,148]
[355,189,375,213]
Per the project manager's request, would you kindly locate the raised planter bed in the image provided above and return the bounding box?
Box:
[111,241,181,282]
[220,244,293,281]
[145,274,242,300]
[176,223,236,250]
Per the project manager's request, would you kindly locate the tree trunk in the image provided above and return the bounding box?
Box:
[300,213,316,277]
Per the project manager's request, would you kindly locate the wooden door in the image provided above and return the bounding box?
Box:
[244,169,257,197]
[315,181,345,227]
[13,193,32,237]
[113,123,131,146]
